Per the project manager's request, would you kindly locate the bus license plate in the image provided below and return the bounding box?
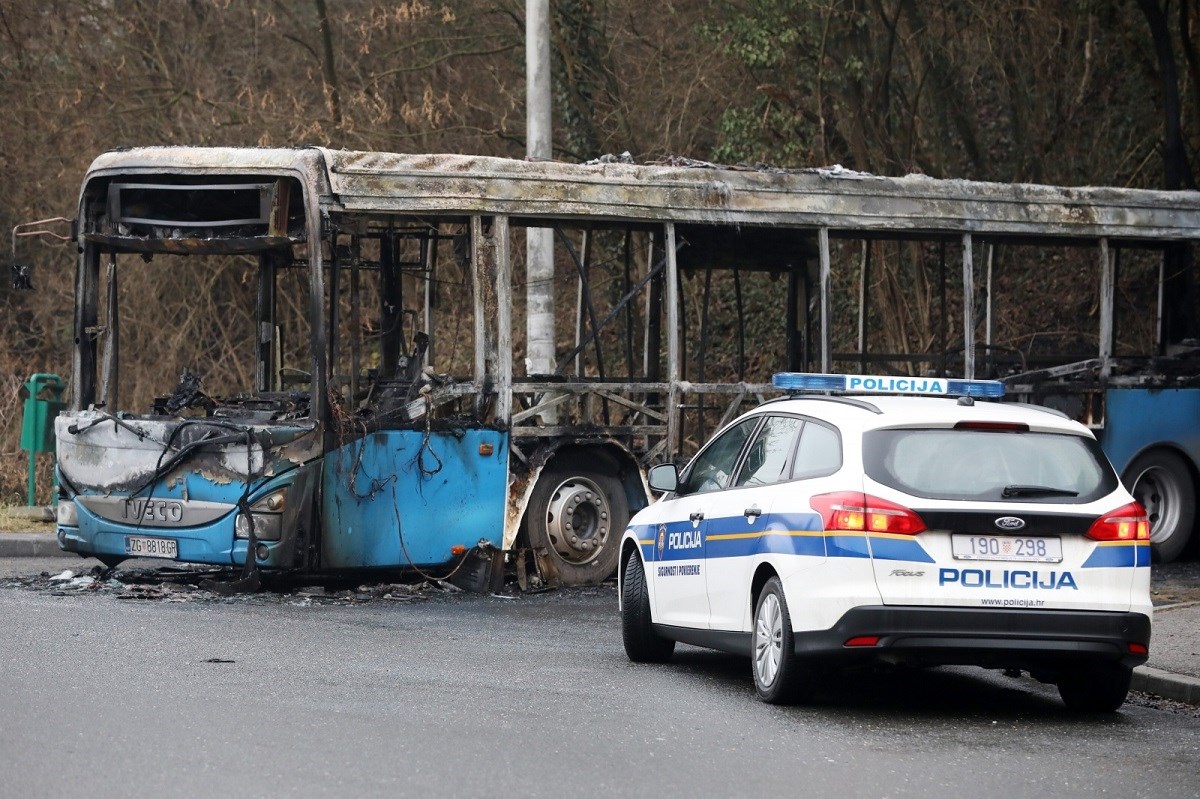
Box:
[124,535,179,559]
[951,534,1062,563]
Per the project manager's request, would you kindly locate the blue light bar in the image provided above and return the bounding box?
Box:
[772,372,1005,398]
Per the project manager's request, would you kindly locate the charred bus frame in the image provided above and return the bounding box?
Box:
[53,148,1200,585]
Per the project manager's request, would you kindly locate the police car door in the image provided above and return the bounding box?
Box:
[702,414,804,631]
[651,417,760,628]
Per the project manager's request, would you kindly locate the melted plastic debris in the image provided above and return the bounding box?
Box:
[0,564,500,605]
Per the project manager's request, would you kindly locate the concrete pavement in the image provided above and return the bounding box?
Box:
[2,528,1198,705]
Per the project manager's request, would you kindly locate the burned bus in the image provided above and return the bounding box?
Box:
[50,148,1200,587]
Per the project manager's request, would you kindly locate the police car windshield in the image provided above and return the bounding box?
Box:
[862,428,1117,503]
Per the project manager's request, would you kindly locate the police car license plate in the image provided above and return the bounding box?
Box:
[951,534,1062,563]
[124,535,178,559]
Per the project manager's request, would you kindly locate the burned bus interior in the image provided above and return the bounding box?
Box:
[74,162,1200,465]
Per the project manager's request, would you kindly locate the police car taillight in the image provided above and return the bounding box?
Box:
[1086,502,1150,541]
[811,492,927,535]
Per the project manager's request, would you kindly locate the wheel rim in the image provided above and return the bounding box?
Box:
[754,593,783,688]
[1131,465,1184,546]
[544,474,611,566]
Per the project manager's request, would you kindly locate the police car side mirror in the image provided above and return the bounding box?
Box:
[647,463,679,493]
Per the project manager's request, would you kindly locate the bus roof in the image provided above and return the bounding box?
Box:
[84,146,1200,242]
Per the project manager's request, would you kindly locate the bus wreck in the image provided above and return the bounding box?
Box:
[51,147,1200,587]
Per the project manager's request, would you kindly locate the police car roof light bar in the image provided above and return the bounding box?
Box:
[772,372,1005,399]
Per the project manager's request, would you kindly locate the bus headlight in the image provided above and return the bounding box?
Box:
[57,500,78,527]
[235,488,287,541]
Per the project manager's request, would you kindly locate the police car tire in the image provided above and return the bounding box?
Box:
[1056,663,1132,713]
[752,578,815,705]
[525,458,627,585]
[1122,449,1195,563]
[621,553,675,663]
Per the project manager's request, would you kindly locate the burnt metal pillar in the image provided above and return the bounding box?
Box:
[665,223,680,459]
[818,227,831,372]
[1099,238,1114,378]
[256,251,278,392]
[472,216,489,408]
[857,240,870,374]
[100,253,119,410]
[495,216,513,423]
[74,240,100,410]
[380,232,403,376]
[962,233,975,379]
[985,244,994,360]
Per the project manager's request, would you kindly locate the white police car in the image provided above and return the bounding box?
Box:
[619,373,1152,711]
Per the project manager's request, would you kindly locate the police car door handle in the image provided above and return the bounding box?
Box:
[689,511,704,522]
[744,505,762,519]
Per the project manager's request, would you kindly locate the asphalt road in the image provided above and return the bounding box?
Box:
[1,562,1198,799]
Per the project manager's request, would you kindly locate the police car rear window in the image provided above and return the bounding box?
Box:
[862,428,1118,503]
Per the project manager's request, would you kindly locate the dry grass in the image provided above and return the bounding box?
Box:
[0,504,54,534]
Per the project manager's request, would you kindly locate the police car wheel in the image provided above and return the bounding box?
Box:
[621,552,675,663]
[752,577,814,704]
[1123,449,1196,563]
[524,457,627,585]
[1056,663,1132,713]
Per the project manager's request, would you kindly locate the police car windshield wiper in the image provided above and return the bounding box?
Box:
[1001,484,1079,498]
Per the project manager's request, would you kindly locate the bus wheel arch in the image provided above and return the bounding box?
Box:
[1122,447,1196,563]
[517,443,645,586]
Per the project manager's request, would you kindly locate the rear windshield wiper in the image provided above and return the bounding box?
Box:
[1001,484,1080,498]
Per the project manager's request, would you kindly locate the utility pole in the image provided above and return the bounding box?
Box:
[525,0,556,380]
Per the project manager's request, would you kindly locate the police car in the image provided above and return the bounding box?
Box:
[619,373,1152,711]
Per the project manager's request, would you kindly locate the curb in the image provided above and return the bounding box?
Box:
[1132,665,1200,706]
[0,533,68,558]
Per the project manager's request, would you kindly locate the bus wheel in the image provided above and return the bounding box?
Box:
[1123,449,1195,563]
[525,457,626,585]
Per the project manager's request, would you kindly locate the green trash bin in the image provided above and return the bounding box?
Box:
[19,373,67,506]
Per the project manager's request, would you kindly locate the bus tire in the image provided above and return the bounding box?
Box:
[524,456,627,585]
[1122,449,1195,563]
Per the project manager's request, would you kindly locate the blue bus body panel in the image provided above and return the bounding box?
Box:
[63,473,249,566]
[320,429,510,569]
[1100,388,1200,474]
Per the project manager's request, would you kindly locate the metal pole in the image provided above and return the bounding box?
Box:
[665,224,680,458]
[525,0,555,385]
[472,217,487,391]
[1099,238,1114,378]
[962,233,974,379]
[857,240,869,374]
[819,227,831,372]
[100,253,119,410]
[985,244,994,354]
[1156,250,1165,354]
[495,216,513,422]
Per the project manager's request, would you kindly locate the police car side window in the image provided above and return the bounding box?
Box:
[680,418,760,494]
[791,420,841,480]
[733,416,802,487]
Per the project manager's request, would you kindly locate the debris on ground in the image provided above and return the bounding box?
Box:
[0,563,516,606]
